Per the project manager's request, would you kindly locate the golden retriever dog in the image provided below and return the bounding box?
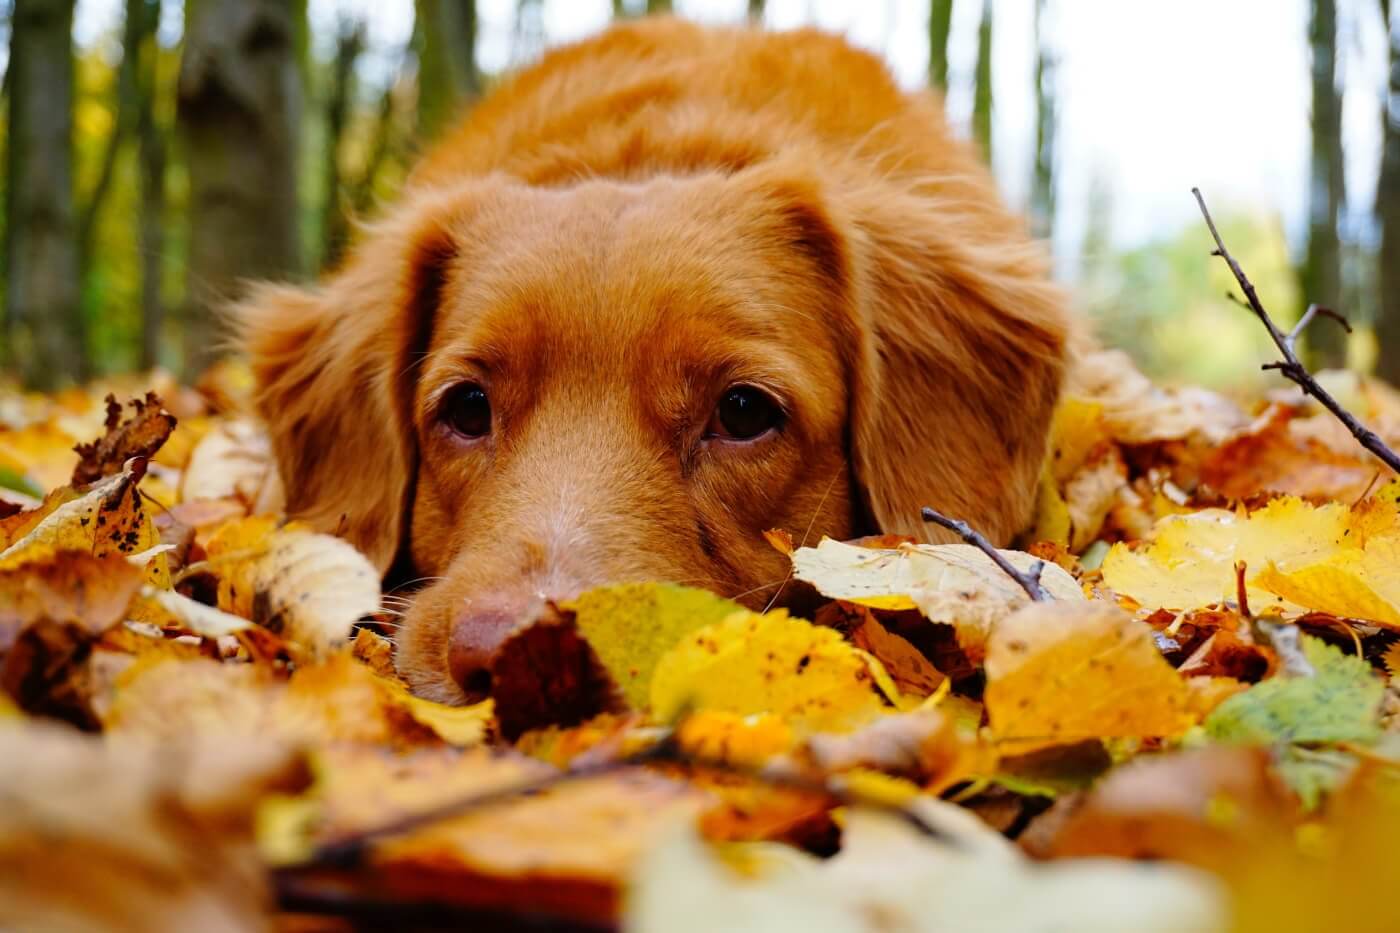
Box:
[239,17,1072,704]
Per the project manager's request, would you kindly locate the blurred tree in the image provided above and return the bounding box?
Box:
[5,0,85,387]
[972,0,993,162]
[1378,0,1400,383]
[647,0,672,13]
[133,0,166,370]
[321,19,365,270]
[612,0,626,17]
[1302,0,1347,368]
[178,0,304,376]
[81,0,163,370]
[512,0,545,66]
[928,0,953,91]
[415,0,479,141]
[79,0,140,276]
[1030,0,1055,241]
[748,0,766,20]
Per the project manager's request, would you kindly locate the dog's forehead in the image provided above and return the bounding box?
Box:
[433,177,806,364]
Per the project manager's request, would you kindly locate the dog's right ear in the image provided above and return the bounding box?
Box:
[235,190,465,573]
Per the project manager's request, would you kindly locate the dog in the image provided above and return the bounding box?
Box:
[239,17,1072,704]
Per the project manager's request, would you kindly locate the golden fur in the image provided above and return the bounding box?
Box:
[239,18,1072,703]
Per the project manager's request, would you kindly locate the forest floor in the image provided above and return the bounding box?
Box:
[2,343,1400,932]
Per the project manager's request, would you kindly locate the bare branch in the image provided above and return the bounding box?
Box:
[1192,188,1400,477]
[920,506,1050,601]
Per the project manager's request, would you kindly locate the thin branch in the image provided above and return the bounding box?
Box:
[291,725,954,873]
[1192,187,1400,476]
[920,507,1049,601]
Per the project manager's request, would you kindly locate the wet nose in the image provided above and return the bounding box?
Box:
[448,606,526,700]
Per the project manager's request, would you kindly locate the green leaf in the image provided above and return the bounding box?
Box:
[1204,636,1382,747]
[0,466,42,499]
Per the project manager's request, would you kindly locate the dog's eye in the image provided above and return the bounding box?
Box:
[441,383,492,439]
[707,385,783,441]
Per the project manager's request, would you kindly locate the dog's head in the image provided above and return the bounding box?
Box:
[239,162,1067,703]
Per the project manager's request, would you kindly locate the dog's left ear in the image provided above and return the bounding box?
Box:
[743,162,1072,545]
[841,183,1072,544]
[235,189,466,572]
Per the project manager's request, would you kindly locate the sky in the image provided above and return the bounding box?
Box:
[69,0,1396,270]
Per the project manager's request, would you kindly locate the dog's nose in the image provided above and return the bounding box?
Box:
[448,606,524,700]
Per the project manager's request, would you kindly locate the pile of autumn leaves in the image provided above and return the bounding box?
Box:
[3,351,1400,932]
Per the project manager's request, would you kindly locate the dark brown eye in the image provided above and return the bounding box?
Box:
[441,383,491,439]
[707,385,783,441]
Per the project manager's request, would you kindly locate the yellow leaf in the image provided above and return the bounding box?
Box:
[0,464,166,586]
[984,602,1195,753]
[1031,467,1072,548]
[1102,482,1400,626]
[650,609,896,733]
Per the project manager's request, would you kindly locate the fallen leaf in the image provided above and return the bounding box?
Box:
[71,393,177,486]
[1102,483,1400,624]
[627,796,1227,933]
[1201,404,1387,503]
[562,583,743,709]
[792,537,1083,662]
[202,524,380,657]
[179,418,272,507]
[1204,634,1382,806]
[490,609,625,741]
[284,744,703,925]
[0,721,308,933]
[0,462,165,585]
[984,601,1195,752]
[651,609,898,733]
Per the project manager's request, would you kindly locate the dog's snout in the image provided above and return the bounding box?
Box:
[448,607,524,700]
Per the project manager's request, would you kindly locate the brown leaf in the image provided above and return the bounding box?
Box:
[71,393,177,486]
[0,551,144,727]
[816,601,946,698]
[490,609,625,741]
[0,721,308,933]
[1043,745,1295,870]
[283,743,703,925]
[1201,404,1387,503]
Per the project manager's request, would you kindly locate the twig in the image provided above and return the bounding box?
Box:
[1192,187,1400,476]
[920,507,1049,601]
[291,724,955,873]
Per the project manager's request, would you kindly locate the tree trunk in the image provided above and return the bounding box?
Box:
[928,0,953,91]
[1030,0,1056,240]
[1302,0,1347,368]
[646,0,672,13]
[972,0,993,162]
[748,0,766,19]
[79,0,142,275]
[178,0,303,377]
[321,21,365,271]
[132,0,165,371]
[5,0,84,388]
[1377,2,1400,384]
[415,0,480,141]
